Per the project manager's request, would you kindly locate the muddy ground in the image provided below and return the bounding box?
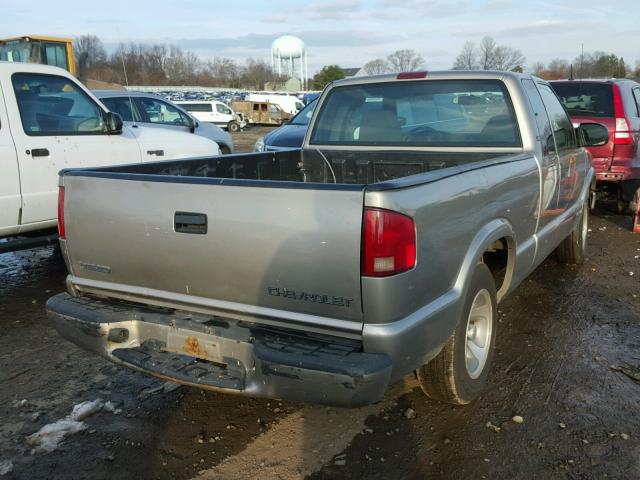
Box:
[0,127,639,479]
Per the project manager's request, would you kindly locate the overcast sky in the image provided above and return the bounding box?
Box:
[2,0,638,74]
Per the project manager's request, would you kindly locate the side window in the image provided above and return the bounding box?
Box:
[12,73,105,136]
[268,104,279,113]
[215,104,231,115]
[632,88,640,117]
[522,79,556,154]
[253,104,260,111]
[101,97,141,122]
[537,84,577,150]
[138,98,188,125]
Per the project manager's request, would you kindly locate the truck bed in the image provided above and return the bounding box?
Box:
[67,148,512,186]
[58,147,520,335]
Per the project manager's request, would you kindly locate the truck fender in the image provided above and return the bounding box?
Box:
[453,218,516,303]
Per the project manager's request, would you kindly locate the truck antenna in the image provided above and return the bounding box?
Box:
[120,47,137,127]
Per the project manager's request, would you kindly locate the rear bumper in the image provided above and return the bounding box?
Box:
[595,165,640,182]
[46,293,392,407]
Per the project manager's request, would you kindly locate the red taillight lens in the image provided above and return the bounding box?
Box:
[397,71,428,80]
[362,208,416,277]
[613,84,633,146]
[57,186,65,239]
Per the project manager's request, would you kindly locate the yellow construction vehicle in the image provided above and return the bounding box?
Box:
[0,35,76,75]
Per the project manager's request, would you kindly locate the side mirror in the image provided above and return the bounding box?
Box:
[577,122,609,147]
[186,116,197,133]
[105,111,123,135]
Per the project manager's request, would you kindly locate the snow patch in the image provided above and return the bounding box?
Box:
[26,399,118,454]
[0,461,14,476]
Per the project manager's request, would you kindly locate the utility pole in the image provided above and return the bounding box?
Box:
[579,43,584,79]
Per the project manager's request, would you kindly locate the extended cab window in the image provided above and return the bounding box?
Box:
[310,80,521,148]
[12,73,105,136]
[538,84,577,150]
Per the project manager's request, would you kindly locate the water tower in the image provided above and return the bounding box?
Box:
[271,35,308,90]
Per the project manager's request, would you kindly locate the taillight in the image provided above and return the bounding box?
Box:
[362,208,416,277]
[397,71,428,80]
[57,186,65,240]
[613,84,633,146]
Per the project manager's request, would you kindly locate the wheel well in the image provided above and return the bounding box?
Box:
[482,236,514,302]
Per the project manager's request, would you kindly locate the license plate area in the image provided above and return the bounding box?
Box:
[165,330,223,363]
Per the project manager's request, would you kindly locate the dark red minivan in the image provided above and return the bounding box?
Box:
[551,79,640,213]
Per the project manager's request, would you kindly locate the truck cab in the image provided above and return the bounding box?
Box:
[0,36,76,75]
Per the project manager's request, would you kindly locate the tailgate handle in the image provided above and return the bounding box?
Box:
[147,149,164,156]
[174,212,207,234]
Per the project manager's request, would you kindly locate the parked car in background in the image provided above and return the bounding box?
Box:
[174,100,245,132]
[246,93,304,115]
[0,62,220,254]
[231,100,292,126]
[48,71,607,407]
[551,79,640,213]
[95,91,234,154]
[254,99,317,151]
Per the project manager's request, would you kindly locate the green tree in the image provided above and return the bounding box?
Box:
[313,65,345,89]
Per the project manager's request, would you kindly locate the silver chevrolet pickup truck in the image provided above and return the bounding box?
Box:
[47,71,608,407]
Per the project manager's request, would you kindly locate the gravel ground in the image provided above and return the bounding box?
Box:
[0,134,638,480]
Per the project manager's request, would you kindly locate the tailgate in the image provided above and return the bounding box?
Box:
[62,175,365,328]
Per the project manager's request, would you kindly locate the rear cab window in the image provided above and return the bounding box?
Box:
[309,79,521,148]
[550,82,614,118]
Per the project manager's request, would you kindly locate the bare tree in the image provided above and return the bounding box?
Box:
[241,58,277,90]
[363,58,390,75]
[491,45,526,71]
[547,58,569,79]
[478,37,497,70]
[386,49,425,73]
[74,35,107,80]
[531,62,546,76]
[452,41,477,70]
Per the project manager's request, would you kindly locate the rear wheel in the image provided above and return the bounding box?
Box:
[417,263,497,405]
[227,121,240,132]
[556,197,588,265]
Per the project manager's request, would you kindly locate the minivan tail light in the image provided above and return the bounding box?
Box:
[362,208,416,277]
[613,84,633,146]
[57,186,65,240]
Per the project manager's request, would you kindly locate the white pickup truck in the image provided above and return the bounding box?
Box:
[0,62,221,254]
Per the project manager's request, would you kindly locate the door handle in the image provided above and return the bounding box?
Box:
[29,148,50,157]
[174,212,207,234]
[147,150,164,156]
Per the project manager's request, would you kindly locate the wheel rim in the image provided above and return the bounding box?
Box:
[465,289,493,379]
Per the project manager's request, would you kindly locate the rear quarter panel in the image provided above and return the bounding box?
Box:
[362,156,540,325]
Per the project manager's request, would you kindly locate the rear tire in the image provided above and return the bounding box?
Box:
[417,263,497,405]
[556,197,588,265]
[227,121,240,132]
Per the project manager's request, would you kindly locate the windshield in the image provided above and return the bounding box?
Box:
[550,82,614,118]
[310,79,521,148]
[289,99,317,126]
